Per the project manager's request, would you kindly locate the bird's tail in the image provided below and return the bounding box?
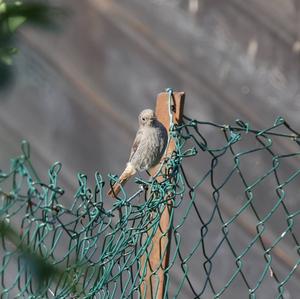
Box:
[108,163,136,197]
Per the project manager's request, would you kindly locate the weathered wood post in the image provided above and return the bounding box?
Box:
[140,91,185,299]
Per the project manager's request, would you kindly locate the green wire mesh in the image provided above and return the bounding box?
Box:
[1,98,300,298]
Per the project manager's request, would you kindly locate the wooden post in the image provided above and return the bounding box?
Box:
[140,91,185,299]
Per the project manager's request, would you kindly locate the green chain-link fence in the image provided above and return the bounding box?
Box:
[1,95,300,298]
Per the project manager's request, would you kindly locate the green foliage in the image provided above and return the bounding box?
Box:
[0,220,61,284]
[0,1,60,88]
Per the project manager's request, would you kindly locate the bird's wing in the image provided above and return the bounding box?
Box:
[129,129,143,162]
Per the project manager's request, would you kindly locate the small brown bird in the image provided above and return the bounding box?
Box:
[108,109,168,197]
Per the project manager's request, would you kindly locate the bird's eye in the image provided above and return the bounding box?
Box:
[142,117,145,121]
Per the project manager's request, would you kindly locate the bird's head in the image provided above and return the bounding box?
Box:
[139,109,156,127]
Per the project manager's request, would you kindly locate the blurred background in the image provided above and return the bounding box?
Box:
[1,0,300,298]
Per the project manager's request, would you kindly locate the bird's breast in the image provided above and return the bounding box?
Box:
[130,126,167,171]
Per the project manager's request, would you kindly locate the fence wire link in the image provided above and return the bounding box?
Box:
[1,98,300,298]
